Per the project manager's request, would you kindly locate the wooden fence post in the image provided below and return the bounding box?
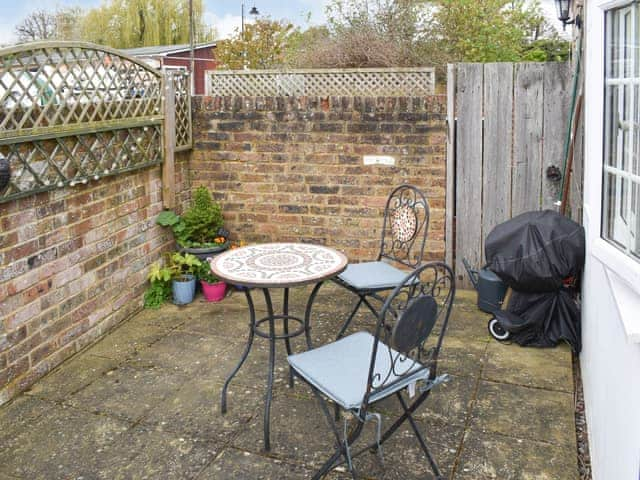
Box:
[445,64,456,269]
[163,73,176,210]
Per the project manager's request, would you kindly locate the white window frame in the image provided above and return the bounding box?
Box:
[585,0,640,342]
[602,3,640,256]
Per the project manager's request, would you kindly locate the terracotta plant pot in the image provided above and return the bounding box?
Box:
[201,280,227,302]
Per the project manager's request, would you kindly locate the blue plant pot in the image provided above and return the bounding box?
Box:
[172,274,196,305]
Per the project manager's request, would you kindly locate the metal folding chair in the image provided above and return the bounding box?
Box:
[333,184,430,339]
[288,262,455,479]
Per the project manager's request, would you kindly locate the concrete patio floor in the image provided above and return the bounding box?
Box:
[0,285,578,480]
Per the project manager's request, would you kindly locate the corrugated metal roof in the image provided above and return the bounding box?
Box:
[123,42,217,57]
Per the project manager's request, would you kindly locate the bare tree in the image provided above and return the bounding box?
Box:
[15,10,57,42]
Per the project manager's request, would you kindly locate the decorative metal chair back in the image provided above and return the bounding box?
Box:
[378,184,430,268]
[363,262,455,408]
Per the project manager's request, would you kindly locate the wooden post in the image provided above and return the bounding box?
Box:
[163,73,176,210]
[445,64,456,269]
[560,94,584,216]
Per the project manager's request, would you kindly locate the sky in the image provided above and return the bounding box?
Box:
[0,0,562,46]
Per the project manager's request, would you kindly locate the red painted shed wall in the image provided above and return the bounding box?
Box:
[162,46,217,95]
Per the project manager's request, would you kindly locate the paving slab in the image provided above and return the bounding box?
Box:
[438,336,489,379]
[471,380,576,448]
[231,390,338,466]
[130,330,237,375]
[0,473,22,480]
[0,395,52,450]
[199,448,312,479]
[373,373,477,427]
[142,377,262,443]
[455,429,578,480]
[0,289,579,480]
[68,364,189,422]
[0,404,130,479]
[88,319,171,360]
[91,424,219,480]
[24,353,119,402]
[483,341,574,392]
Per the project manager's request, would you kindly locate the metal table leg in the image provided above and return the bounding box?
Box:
[221,282,326,452]
[221,289,256,414]
[262,287,275,452]
[304,282,324,349]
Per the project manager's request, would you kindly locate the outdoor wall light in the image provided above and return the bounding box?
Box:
[555,0,582,30]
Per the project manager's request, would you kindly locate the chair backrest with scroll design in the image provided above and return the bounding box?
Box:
[362,261,455,409]
[378,184,430,268]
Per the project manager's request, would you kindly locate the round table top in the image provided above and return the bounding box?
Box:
[209,242,348,288]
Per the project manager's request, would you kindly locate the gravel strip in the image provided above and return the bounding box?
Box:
[573,353,592,480]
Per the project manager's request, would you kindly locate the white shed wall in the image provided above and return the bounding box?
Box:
[583,1,640,478]
[581,257,640,479]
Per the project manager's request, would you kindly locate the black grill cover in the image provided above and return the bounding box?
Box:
[493,290,582,352]
[485,210,585,352]
[485,210,585,293]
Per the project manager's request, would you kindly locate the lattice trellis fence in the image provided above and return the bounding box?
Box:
[207,68,436,97]
[172,72,192,151]
[0,42,165,203]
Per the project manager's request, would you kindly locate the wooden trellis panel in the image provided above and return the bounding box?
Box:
[207,68,435,97]
[172,71,192,152]
[0,42,164,203]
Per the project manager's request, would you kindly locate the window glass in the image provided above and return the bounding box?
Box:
[603,3,640,261]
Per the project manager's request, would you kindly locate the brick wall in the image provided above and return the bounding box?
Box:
[0,153,191,404]
[191,95,447,262]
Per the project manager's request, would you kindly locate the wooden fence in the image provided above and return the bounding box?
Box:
[446,62,573,288]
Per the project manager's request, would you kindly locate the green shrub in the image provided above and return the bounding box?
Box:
[156,186,225,248]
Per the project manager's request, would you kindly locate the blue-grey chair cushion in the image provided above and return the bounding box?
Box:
[287,331,429,410]
[338,261,413,290]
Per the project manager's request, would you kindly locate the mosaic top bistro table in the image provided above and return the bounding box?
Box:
[209,242,348,451]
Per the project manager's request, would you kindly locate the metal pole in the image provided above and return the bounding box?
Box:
[189,0,195,93]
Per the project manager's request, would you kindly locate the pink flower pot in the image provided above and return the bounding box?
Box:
[201,280,227,302]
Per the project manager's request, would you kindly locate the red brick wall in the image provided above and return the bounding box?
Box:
[191,95,447,262]
[0,154,191,404]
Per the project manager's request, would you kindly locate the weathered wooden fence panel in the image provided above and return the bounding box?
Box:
[447,62,571,288]
[513,63,545,217]
[454,63,484,288]
[482,63,513,255]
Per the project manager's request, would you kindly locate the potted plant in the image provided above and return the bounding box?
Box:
[143,262,173,309]
[168,252,202,305]
[197,260,227,302]
[157,186,230,261]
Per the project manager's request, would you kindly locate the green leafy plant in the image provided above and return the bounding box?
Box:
[143,261,173,309]
[143,281,171,309]
[197,261,220,284]
[156,186,226,248]
[168,252,202,280]
[143,253,202,308]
